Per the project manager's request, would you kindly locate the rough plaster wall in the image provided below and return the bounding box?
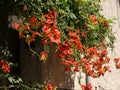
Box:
[90,0,120,90]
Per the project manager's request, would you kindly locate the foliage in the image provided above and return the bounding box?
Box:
[0,44,23,89]
[0,82,57,90]
[15,0,115,47]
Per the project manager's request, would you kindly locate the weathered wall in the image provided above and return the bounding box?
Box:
[20,38,74,89]
[90,0,120,90]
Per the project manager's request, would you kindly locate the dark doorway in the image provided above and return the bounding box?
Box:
[0,0,20,75]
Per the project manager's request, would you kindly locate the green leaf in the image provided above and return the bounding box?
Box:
[70,13,77,19]
[8,77,14,84]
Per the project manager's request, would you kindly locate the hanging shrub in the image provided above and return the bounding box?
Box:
[11,0,118,89]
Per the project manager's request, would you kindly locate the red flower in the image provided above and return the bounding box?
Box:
[12,23,20,29]
[116,63,120,68]
[81,84,86,90]
[49,9,56,17]
[98,70,104,76]
[46,83,53,90]
[42,25,50,33]
[25,31,38,43]
[42,38,48,44]
[63,49,73,55]
[101,19,109,28]
[46,17,53,24]
[114,58,120,69]
[64,67,71,72]
[23,5,28,11]
[0,60,10,73]
[81,82,93,90]
[25,24,30,30]
[81,32,86,37]
[101,50,108,56]
[103,66,110,72]
[30,16,37,25]
[86,47,99,56]
[114,58,120,63]
[90,15,98,24]
[40,52,48,60]
[49,25,61,44]
[19,32,24,38]
[74,65,79,72]
[87,82,93,90]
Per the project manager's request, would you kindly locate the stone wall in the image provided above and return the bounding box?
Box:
[90,0,120,90]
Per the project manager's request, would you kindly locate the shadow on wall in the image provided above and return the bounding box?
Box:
[95,86,107,90]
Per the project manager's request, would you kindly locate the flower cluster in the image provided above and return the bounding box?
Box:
[57,30,83,73]
[0,60,10,73]
[90,15,98,24]
[12,9,61,60]
[40,51,48,61]
[56,28,111,78]
[45,83,56,90]
[41,9,61,44]
[12,21,38,43]
[0,47,12,74]
[81,48,111,78]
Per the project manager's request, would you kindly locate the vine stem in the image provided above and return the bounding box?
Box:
[36,32,43,37]
[27,42,40,58]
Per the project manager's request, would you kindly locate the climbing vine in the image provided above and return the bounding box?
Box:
[10,0,120,90]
